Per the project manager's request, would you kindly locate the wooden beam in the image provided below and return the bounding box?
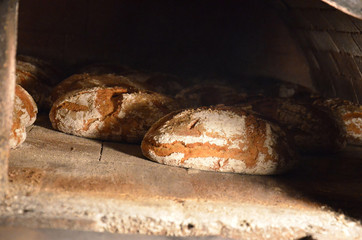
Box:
[0,0,18,196]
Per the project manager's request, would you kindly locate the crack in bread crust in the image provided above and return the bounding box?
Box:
[50,75,179,143]
[141,106,296,175]
[240,97,346,153]
[10,85,38,149]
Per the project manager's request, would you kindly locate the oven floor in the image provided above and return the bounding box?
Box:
[1,114,362,240]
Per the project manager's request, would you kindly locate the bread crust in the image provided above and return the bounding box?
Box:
[78,63,183,96]
[17,55,61,85]
[49,74,180,142]
[16,55,61,110]
[313,98,362,146]
[50,73,142,103]
[10,85,38,149]
[238,97,346,153]
[141,106,296,175]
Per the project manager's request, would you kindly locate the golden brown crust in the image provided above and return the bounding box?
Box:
[10,85,38,149]
[50,74,180,143]
[50,73,142,104]
[141,106,296,175]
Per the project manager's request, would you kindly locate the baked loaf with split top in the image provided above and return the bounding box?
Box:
[141,106,296,175]
[10,85,38,148]
[49,73,180,143]
[231,77,360,147]
[50,72,144,104]
[312,98,362,146]
[237,97,346,153]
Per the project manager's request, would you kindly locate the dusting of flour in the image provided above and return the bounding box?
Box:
[156,109,247,149]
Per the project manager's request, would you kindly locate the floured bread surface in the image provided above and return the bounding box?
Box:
[10,85,38,149]
[50,73,145,104]
[313,98,362,146]
[49,74,180,142]
[239,98,346,153]
[141,106,296,175]
[17,55,61,86]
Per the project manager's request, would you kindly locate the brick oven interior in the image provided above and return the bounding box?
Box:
[0,0,361,239]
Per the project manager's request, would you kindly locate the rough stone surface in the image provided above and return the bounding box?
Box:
[1,115,361,240]
[0,226,230,240]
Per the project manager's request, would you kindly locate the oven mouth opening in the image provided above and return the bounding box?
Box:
[0,0,361,239]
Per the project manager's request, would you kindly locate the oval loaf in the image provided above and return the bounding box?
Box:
[141,106,296,175]
[238,97,346,153]
[49,73,180,143]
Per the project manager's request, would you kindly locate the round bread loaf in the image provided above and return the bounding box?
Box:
[238,97,346,153]
[141,106,296,175]
[175,83,245,108]
[10,85,38,148]
[49,74,180,143]
[313,98,362,146]
[16,55,61,110]
[17,55,61,86]
[50,73,145,104]
[78,63,183,96]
